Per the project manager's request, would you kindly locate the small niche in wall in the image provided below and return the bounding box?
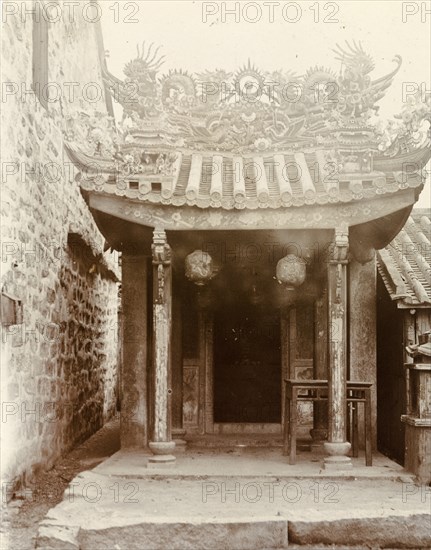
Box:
[1,292,23,326]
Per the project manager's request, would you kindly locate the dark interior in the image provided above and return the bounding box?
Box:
[214,302,281,423]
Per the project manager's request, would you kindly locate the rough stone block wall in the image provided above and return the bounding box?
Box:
[1,1,120,489]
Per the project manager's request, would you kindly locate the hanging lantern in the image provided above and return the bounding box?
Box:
[276,254,306,290]
[185,250,216,286]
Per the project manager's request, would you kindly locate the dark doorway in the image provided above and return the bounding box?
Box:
[214,305,281,423]
[376,275,405,465]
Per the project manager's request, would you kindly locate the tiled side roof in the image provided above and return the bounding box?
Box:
[377,210,431,306]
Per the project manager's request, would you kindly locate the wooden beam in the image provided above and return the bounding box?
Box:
[88,189,418,232]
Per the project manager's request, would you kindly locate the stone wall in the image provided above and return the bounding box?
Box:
[1,1,119,490]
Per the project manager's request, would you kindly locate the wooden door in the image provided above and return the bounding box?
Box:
[213,305,281,423]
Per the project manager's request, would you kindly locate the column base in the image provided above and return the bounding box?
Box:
[149,441,176,455]
[323,441,352,470]
[147,455,176,469]
[323,455,353,470]
[172,428,186,437]
[323,441,351,456]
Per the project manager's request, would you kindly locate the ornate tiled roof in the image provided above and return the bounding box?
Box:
[72,148,427,210]
[377,210,431,306]
[64,41,430,215]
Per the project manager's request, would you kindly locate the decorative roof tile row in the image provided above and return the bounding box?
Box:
[77,150,425,211]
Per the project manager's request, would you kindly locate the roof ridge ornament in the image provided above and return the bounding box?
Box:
[64,44,430,189]
[101,41,404,154]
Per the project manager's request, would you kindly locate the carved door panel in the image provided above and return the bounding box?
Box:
[287,306,315,434]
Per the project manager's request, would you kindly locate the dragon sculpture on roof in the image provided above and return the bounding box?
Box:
[100,41,405,153]
[64,42,429,174]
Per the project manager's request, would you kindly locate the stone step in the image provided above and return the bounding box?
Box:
[36,461,427,549]
[37,514,431,549]
[287,514,430,548]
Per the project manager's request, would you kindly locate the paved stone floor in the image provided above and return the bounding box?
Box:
[3,421,430,549]
[93,446,410,479]
[35,447,430,549]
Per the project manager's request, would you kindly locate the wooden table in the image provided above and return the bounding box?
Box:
[283,379,373,466]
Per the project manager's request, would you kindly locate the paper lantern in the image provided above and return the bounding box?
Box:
[276,254,306,289]
[185,250,216,286]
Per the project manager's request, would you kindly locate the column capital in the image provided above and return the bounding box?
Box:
[152,227,171,266]
[330,226,349,264]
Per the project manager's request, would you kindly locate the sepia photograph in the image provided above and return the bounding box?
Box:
[1,1,430,548]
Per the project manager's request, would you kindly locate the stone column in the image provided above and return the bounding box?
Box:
[171,289,187,452]
[121,253,149,448]
[148,228,176,467]
[311,288,328,450]
[323,227,352,469]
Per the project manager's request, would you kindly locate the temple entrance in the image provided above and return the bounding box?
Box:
[213,305,281,424]
[178,230,331,436]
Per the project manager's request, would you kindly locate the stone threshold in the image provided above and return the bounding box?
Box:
[90,448,412,481]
